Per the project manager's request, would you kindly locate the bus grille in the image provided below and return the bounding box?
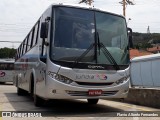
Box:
[67,91,118,96]
[75,82,113,86]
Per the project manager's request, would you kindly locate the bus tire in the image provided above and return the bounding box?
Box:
[17,87,25,96]
[87,99,99,104]
[30,74,34,98]
[34,95,44,107]
[0,82,5,84]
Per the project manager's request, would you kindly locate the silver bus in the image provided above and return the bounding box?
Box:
[14,3,133,106]
[0,59,14,83]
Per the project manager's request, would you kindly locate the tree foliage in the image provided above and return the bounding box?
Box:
[0,48,16,58]
[79,0,93,5]
[132,32,160,49]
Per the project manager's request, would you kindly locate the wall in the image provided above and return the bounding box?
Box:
[109,88,160,108]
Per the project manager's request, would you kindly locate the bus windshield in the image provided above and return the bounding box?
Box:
[50,7,129,66]
[0,62,14,70]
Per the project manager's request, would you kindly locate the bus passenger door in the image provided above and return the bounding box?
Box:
[39,21,48,79]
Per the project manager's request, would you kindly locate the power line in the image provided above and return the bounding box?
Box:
[0,41,21,43]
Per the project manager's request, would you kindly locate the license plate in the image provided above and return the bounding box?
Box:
[88,90,102,96]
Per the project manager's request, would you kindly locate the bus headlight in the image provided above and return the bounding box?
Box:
[48,72,73,84]
[115,76,129,85]
[54,74,73,84]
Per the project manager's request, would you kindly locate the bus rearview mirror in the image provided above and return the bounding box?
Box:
[127,28,133,48]
[40,22,48,38]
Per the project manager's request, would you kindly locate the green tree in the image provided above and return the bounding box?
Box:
[0,47,16,58]
[79,0,93,5]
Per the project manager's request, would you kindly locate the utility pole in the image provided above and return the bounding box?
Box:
[88,0,91,5]
[119,0,135,17]
[123,0,126,17]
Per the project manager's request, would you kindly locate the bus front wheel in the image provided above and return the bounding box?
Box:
[87,99,99,104]
[34,95,44,107]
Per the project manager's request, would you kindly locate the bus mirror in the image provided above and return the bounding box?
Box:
[127,28,133,48]
[40,22,48,38]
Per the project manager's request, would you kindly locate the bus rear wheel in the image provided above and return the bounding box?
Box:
[0,82,5,84]
[17,87,26,96]
[87,99,99,104]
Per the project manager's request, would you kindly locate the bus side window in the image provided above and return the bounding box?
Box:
[33,22,39,46]
[25,36,29,53]
[30,27,35,48]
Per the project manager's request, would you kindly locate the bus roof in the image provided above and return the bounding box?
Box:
[0,59,15,63]
[131,54,160,62]
[50,3,124,18]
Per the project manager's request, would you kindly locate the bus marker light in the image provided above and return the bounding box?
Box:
[52,90,56,93]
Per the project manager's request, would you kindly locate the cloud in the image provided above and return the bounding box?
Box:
[0,0,160,48]
[0,0,78,48]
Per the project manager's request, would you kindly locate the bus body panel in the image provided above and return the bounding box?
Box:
[44,60,129,99]
[0,70,14,82]
[34,7,52,98]
[45,74,129,99]
[14,7,52,98]
[14,44,39,91]
[0,60,14,83]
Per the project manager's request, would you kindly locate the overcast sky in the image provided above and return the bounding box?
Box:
[0,0,160,48]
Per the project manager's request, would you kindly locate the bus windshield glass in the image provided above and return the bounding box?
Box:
[0,63,14,70]
[51,7,129,66]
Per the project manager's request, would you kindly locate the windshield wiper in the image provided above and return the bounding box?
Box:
[99,42,120,70]
[96,31,119,70]
[72,43,95,68]
[96,32,101,55]
[72,32,120,70]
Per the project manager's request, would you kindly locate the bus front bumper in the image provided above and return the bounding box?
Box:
[45,77,129,99]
